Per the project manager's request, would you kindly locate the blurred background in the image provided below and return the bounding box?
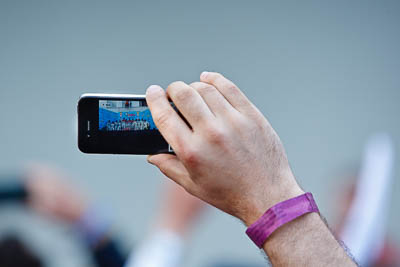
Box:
[0,0,399,266]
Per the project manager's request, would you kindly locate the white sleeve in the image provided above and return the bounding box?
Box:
[124,230,184,267]
[339,133,394,266]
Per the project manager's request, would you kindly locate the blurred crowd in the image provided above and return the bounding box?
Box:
[0,134,399,267]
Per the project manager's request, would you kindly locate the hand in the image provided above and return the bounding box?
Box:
[155,180,207,237]
[146,72,304,226]
[24,164,88,223]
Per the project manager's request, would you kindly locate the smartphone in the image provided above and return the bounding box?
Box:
[78,93,173,155]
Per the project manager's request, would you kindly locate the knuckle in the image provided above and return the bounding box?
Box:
[206,126,226,145]
[226,82,239,92]
[215,75,237,90]
[189,81,202,87]
[251,120,265,134]
[231,113,251,130]
[175,88,193,103]
[196,84,216,96]
[181,147,200,167]
[155,109,173,129]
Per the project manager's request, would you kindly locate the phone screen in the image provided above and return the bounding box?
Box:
[98,100,156,132]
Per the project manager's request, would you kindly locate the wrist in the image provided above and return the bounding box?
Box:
[241,174,304,227]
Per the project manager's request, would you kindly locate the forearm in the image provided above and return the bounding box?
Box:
[262,212,356,266]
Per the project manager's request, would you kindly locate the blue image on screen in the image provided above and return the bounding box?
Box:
[99,100,157,131]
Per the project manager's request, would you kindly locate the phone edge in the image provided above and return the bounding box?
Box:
[79,93,146,99]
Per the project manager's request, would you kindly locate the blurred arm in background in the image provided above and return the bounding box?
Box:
[125,180,207,267]
[0,164,126,267]
[338,134,400,266]
[24,164,126,267]
[2,164,211,267]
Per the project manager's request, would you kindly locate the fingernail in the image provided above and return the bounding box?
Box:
[200,71,209,79]
[146,85,162,94]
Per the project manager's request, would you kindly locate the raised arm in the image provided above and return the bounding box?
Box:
[145,72,356,266]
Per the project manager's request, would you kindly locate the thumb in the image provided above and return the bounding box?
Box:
[147,154,193,189]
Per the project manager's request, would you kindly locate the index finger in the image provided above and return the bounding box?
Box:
[146,85,192,153]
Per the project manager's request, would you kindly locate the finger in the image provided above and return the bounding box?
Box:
[189,82,236,116]
[146,85,192,153]
[200,72,252,113]
[166,81,215,130]
[147,154,194,190]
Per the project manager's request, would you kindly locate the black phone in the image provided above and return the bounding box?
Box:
[77,93,173,155]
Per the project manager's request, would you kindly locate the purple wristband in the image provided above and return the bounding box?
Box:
[246,192,319,248]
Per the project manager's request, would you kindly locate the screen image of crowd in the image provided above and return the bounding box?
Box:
[104,118,151,131]
[99,102,157,131]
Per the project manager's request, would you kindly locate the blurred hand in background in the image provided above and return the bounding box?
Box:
[24,164,88,223]
[155,180,207,237]
[126,180,208,267]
